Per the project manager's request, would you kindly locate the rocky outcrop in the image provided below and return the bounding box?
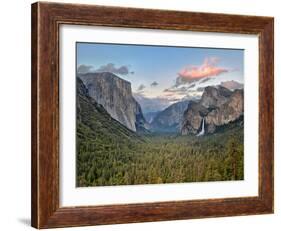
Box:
[181,86,243,135]
[150,100,189,132]
[76,77,140,147]
[79,72,148,132]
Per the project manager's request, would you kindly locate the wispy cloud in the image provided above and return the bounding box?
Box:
[78,63,134,76]
[162,86,203,101]
[150,81,159,87]
[77,64,94,74]
[187,83,196,89]
[163,87,188,95]
[95,63,133,75]
[196,87,205,92]
[200,77,211,84]
[176,57,229,84]
[137,84,146,91]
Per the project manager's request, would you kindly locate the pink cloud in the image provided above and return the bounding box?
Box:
[178,57,229,83]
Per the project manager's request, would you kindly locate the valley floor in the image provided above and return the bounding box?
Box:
[76,125,244,187]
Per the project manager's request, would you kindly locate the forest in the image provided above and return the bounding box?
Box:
[77,124,243,187]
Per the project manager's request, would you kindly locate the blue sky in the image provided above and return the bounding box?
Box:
[77,42,244,100]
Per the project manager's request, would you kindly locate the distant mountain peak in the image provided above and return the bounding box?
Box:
[133,93,172,114]
[150,100,189,133]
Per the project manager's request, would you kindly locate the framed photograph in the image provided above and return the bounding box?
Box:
[31,2,274,229]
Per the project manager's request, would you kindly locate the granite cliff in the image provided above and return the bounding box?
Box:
[79,72,148,132]
[181,86,243,135]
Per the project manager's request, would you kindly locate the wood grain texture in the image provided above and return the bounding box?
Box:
[31,2,274,229]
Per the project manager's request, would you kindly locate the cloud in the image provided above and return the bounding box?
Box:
[200,77,211,84]
[137,84,146,91]
[95,63,132,75]
[163,87,188,95]
[150,81,159,87]
[176,57,229,84]
[196,87,205,92]
[193,80,243,93]
[77,64,94,74]
[181,92,202,101]
[163,83,196,95]
[77,63,134,75]
[187,83,196,89]
[220,80,243,90]
[162,83,205,102]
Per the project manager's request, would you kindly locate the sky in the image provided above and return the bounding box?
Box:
[77,42,244,104]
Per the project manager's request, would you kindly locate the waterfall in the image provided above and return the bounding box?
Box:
[196,118,205,136]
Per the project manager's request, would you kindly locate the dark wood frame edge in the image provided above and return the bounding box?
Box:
[31,2,274,229]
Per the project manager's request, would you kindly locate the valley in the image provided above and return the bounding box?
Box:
[76,73,244,187]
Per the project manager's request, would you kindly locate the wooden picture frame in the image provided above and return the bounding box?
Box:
[31,2,274,229]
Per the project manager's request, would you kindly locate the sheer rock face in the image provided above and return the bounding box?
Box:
[79,72,148,132]
[150,100,189,132]
[181,86,243,135]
